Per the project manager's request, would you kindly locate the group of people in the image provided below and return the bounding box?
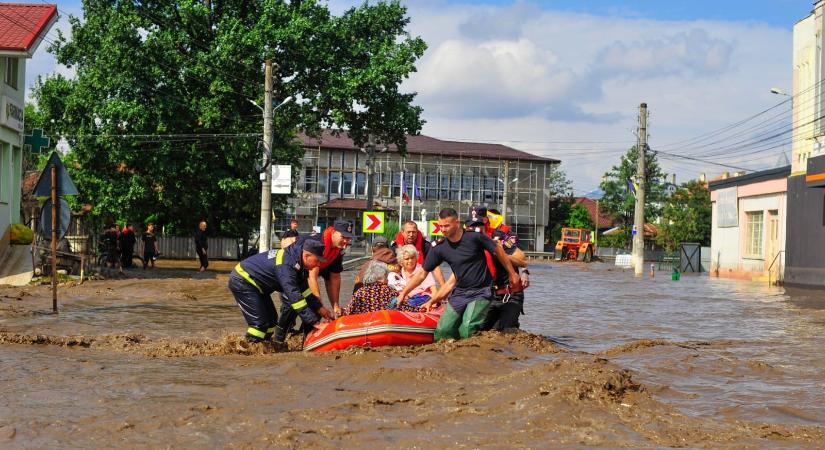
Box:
[100,222,160,271]
[99,220,212,272]
[228,205,530,348]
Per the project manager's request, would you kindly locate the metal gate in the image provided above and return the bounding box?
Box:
[679,243,702,273]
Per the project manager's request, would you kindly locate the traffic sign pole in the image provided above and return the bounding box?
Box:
[51,165,57,313]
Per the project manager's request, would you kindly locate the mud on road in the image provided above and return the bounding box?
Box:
[1,262,824,448]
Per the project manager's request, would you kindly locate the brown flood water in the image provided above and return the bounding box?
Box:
[1,260,824,448]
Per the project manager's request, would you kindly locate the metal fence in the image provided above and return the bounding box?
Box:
[137,236,240,260]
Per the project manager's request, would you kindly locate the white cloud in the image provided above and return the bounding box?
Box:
[24,1,795,192]
[395,2,793,191]
[596,29,735,77]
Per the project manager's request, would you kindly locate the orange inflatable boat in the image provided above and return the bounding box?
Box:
[303,309,440,352]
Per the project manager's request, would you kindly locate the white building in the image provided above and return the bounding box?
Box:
[0,3,57,257]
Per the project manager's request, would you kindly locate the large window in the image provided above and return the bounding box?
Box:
[426,173,438,200]
[356,172,366,196]
[329,171,341,195]
[746,211,764,257]
[4,58,19,90]
[303,167,317,193]
[342,172,354,196]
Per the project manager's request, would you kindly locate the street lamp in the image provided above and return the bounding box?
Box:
[770,87,789,97]
[249,96,294,113]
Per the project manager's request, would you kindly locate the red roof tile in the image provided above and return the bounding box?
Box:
[573,197,616,227]
[299,130,558,164]
[0,3,57,53]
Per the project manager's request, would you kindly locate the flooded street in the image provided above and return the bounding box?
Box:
[1,260,824,448]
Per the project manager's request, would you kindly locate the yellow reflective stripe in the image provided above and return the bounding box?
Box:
[275,249,284,265]
[246,327,266,339]
[235,264,263,294]
[291,299,308,310]
[302,288,312,298]
[266,326,276,334]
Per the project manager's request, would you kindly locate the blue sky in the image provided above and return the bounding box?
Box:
[33,1,807,192]
[467,0,810,28]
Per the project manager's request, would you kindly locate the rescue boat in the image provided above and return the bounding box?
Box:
[303,309,440,352]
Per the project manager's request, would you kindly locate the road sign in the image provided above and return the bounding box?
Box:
[428,220,443,236]
[362,211,384,233]
[39,198,71,239]
[33,152,79,197]
[24,128,51,154]
[271,164,292,194]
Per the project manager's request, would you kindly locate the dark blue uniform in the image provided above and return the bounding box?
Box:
[228,242,321,342]
[273,233,344,343]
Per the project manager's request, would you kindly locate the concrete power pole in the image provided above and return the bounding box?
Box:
[632,103,648,277]
[501,160,510,221]
[365,133,376,249]
[259,60,274,252]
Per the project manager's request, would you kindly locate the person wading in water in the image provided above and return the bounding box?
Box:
[397,208,519,341]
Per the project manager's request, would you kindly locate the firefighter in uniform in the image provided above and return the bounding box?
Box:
[274,219,352,345]
[228,239,332,346]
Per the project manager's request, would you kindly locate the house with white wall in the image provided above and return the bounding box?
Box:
[708,166,790,282]
[0,3,57,257]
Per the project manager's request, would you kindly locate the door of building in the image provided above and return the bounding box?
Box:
[766,210,779,274]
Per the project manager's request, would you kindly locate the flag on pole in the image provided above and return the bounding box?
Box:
[413,177,422,200]
[625,177,637,196]
[402,175,410,203]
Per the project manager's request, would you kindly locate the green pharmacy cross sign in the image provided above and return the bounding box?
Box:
[24,128,51,154]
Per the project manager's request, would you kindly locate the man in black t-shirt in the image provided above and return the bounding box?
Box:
[398,208,519,341]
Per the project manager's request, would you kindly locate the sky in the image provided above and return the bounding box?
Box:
[26,1,815,194]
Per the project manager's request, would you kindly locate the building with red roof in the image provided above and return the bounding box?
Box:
[289,130,560,250]
[0,3,57,257]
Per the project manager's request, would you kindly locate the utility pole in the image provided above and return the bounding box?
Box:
[632,103,648,277]
[365,134,376,248]
[501,160,510,221]
[259,59,274,253]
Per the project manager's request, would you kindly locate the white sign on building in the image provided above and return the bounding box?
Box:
[716,187,738,228]
[271,165,292,194]
[0,95,24,131]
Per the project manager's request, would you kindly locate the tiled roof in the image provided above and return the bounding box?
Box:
[299,130,559,164]
[0,3,57,53]
[573,197,616,227]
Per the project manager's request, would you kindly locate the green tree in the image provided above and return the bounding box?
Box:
[33,0,426,236]
[598,146,667,247]
[544,164,573,246]
[656,180,711,251]
[566,203,594,230]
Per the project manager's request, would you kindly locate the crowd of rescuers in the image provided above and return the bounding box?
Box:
[228,205,530,350]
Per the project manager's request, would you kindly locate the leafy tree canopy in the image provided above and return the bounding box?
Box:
[597,146,667,247]
[33,0,426,236]
[566,202,594,230]
[656,180,711,251]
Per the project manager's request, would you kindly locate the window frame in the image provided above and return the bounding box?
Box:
[745,211,764,258]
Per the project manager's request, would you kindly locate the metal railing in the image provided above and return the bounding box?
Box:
[768,251,785,286]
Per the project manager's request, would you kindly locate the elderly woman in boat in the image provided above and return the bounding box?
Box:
[344,260,419,315]
[388,244,438,308]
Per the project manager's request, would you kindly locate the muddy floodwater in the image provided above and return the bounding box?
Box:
[2,260,825,448]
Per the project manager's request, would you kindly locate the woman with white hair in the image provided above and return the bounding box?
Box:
[393,244,437,307]
[344,260,418,315]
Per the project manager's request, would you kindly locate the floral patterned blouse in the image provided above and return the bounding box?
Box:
[344,283,420,315]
